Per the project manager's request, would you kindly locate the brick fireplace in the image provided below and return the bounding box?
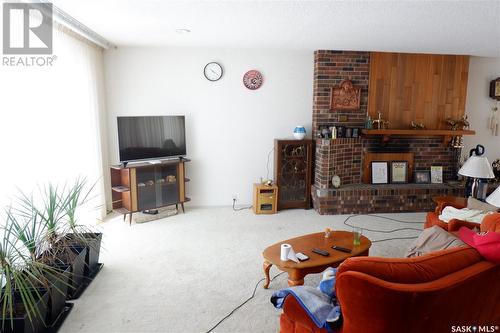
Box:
[311,50,465,215]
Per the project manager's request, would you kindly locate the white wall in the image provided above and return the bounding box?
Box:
[464,56,500,162]
[104,47,313,206]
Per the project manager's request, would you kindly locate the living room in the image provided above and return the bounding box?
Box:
[1,1,500,333]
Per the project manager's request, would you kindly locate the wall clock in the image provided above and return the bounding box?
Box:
[331,175,341,188]
[243,70,263,90]
[204,62,223,81]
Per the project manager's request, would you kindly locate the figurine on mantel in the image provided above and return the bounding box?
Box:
[410,121,426,130]
[372,112,389,129]
[446,115,470,131]
[365,115,373,129]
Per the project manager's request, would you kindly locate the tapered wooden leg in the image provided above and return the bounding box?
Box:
[263,261,272,289]
[181,203,185,213]
[288,271,305,287]
[176,203,178,210]
[123,214,126,221]
[129,213,132,226]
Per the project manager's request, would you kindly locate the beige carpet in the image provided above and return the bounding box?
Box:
[60,207,425,333]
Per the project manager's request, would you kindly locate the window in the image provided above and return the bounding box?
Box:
[0,26,108,221]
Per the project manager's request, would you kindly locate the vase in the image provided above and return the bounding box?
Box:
[293,126,306,140]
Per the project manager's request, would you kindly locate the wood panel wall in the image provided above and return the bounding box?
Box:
[368,52,469,130]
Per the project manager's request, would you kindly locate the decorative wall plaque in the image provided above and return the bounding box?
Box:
[243,70,263,90]
[330,80,361,111]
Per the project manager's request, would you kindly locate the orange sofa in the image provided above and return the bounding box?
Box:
[279,246,500,333]
[424,198,500,232]
[426,210,500,233]
[425,197,469,231]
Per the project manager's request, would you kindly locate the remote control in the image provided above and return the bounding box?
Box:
[331,245,352,253]
[296,252,309,261]
[312,248,329,256]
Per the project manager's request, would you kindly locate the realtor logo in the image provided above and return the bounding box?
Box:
[2,2,53,54]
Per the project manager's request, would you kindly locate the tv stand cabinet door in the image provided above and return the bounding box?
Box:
[156,164,179,206]
[135,166,157,211]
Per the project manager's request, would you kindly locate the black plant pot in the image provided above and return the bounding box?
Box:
[54,245,86,299]
[66,233,102,276]
[1,289,49,333]
[44,265,70,325]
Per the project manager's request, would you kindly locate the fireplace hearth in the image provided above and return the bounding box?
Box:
[311,50,468,215]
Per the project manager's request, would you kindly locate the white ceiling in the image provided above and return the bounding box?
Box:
[52,0,500,57]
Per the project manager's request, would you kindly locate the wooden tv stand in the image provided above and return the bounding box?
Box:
[110,158,190,225]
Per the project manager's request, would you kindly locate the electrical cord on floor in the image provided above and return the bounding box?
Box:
[205,271,286,333]
[206,213,425,332]
[342,214,424,243]
[232,198,252,211]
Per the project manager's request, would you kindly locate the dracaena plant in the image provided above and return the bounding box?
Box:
[0,214,61,330]
[62,177,97,234]
[17,184,68,247]
[11,183,74,266]
[60,177,104,265]
[6,203,46,261]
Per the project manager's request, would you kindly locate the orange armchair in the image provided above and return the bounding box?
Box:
[278,246,500,333]
[425,196,500,232]
[425,197,468,231]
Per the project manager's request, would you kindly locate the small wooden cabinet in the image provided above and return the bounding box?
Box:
[110,158,190,224]
[274,139,313,210]
[253,183,278,214]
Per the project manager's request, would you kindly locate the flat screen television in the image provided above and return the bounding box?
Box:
[117,116,186,162]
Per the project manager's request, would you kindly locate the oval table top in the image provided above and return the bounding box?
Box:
[262,230,371,269]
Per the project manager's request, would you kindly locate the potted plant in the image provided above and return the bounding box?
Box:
[62,178,103,278]
[0,217,51,333]
[15,184,87,300]
[7,205,70,325]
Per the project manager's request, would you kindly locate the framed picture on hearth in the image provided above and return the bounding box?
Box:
[415,170,431,184]
[371,161,389,184]
[431,166,443,183]
[390,161,408,183]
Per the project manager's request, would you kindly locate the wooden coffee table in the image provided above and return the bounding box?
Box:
[262,231,371,288]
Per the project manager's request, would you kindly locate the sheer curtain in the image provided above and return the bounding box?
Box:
[0,25,108,222]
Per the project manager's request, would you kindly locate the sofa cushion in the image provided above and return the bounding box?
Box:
[480,212,500,232]
[467,196,499,213]
[459,227,500,263]
[405,226,465,257]
[337,246,482,284]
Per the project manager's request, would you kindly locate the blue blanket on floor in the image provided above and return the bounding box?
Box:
[270,268,341,332]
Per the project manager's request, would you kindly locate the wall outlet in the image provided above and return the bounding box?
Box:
[232,194,237,201]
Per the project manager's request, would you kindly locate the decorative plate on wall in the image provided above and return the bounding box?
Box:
[243,70,263,90]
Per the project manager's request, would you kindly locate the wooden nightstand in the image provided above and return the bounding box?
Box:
[253,183,278,214]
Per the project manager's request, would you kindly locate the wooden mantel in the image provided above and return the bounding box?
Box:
[362,129,475,146]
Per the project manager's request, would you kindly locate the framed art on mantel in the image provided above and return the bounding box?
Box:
[431,166,443,183]
[415,171,431,184]
[391,161,408,183]
[371,161,388,184]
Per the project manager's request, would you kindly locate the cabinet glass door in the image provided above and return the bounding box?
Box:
[279,144,308,202]
[155,165,179,207]
[136,166,157,210]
